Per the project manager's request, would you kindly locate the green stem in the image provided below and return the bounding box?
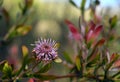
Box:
[3,25,16,41]
[29,60,42,72]
[112,70,120,78]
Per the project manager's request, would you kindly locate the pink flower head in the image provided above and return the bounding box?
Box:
[65,20,82,41]
[32,38,58,62]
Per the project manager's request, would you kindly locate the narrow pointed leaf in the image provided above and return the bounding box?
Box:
[65,20,82,40]
[22,45,29,57]
[0,60,7,71]
[96,38,105,46]
[91,25,103,39]
[65,20,79,34]
[69,0,78,8]
[75,56,81,71]
[2,62,12,78]
[109,15,118,28]
[16,25,32,35]
[89,20,96,30]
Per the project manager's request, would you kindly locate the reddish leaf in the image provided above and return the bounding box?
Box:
[93,25,103,36]
[28,78,34,82]
[65,20,82,41]
[88,48,99,62]
[114,60,120,68]
[86,30,94,42]
[89,25,103,41]
[65,20,79,33]
[110,53,120,68]
[89,20,96,30]
[86,21,94,41]
[96,38,105,46]
[110,53,116,61]
[86,24,103,42]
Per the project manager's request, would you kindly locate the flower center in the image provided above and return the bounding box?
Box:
[44,45,50,49]
[41,44,52,52]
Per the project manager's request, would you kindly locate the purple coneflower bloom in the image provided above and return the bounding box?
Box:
[32,38,58,62]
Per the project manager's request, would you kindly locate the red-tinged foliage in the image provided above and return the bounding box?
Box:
[96,38,105,46]
[28,78,34,82]
[114,59,120,68]
[65,20,78,33]
[88,49,99,62]
[90,25,103,40]
[86,21,95,42]
[89,21,96,30]
[86,21,103,42]
[65,20,82,41]
[110,53,120,68]
[110,53,116,61]
[93,25,103,35]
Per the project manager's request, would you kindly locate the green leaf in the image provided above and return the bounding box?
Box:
[37,63,51,73]
[87,39,105,61]
[8,25,31,39]
[87,53,100,67]
[54,57,62,63]
[0,60,7,71]
[16,25,32,36]
[75,55,81,71]
[22,45,29,57]
[63,52,73,64]
[2,62,12,79]
[69,0,78,8]
[109,15,118,28]
[8,30,18,39]
[87,47,97,61]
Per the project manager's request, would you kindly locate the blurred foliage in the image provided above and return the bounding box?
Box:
[0,0,120,82]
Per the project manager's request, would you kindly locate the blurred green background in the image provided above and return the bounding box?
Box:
[0,0,120,82]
